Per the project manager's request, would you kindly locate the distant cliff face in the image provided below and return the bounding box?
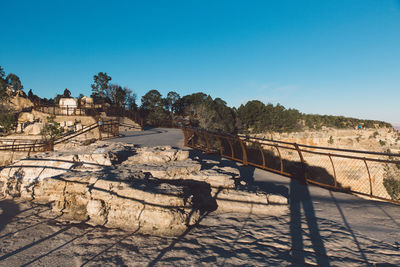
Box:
[255,127,400,153]
[253,127,400,201]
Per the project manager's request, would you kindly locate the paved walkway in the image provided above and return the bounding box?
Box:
[0,127,399,265]
[111,128,400,246]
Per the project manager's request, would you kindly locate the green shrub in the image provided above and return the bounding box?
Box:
[379,140,386,146]
[40,115,63,143]
[0,112,17,134]
[383,177,400,201]
[328,136,334,144]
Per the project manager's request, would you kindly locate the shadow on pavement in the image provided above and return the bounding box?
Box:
[0,200,20,233]
[188,149,331,265]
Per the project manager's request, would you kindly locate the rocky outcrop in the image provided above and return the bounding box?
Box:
[32,169,200,235]
[22,122,43,135]
[122,145,287,216]
[124,146,189,164]
[0,143,288,235]
[6,96,34,112]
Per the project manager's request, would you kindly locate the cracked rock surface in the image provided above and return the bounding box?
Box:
[0,142,288,235]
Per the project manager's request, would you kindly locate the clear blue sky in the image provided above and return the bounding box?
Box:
[1,0,399,124]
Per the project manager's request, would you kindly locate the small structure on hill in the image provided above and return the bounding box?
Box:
[59,97,78,115]
[79,96,94,108]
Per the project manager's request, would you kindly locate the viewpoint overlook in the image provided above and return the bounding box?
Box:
[0,66,399,266]
[1,1,400,265]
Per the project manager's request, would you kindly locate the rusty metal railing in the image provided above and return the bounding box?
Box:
[98,119,120,139]
[0,121,120,154]
[33,104,144,126]
[181,127,400,204]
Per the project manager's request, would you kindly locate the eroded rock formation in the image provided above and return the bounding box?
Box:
[0,142,288,235]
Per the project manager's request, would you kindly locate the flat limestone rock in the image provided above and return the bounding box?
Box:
[125,160,201,179]
[212,189,288,215]
[0,141,136,185]
[3,167,203,235]
[124,146,189,164]
[188,169,236,189]
[0,142,288,235]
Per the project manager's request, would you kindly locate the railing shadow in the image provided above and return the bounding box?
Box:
[187,142,333,265]
[290,178,330,265]
[0,200,20,233]
[0,225,72,262]
[329,191,369,265]
[147,188,222,267]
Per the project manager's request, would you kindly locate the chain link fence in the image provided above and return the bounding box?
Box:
[182,127,400,204]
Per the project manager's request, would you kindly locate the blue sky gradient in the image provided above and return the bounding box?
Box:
[1,0,399,124]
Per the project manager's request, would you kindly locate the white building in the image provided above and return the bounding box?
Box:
[59,98,78,115]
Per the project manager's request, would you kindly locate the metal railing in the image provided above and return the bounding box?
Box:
[33,104,144,126]
[181,127,400,204]
[0,120,120,154]
[98,119,120,139]
[103,107,144,126]
[34,104,99,116]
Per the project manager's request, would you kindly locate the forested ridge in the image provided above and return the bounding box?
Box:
[139,94,391,134]
[0,67,392,134]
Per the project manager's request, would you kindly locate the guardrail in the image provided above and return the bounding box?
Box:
[33,104,99,116]
[181,127,400,204]
[0,120,120,154]
[98,120,120,139]
[33,104,144,126]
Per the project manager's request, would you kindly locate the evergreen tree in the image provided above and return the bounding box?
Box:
[91,72,111,101]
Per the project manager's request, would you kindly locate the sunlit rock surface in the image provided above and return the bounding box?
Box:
[0,142,288,235]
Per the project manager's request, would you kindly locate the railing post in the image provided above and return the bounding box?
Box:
[216,136,224,156]
[274,145,284,174]
[294,143,307,184]
[238,138,248,165]
[328,154,338,188]
[257,143,266,168]
[227,137,234,159]
[363,158,373,196]
[98,119,103,140]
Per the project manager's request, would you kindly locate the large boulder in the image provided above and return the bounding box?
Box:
[0,143,212,235]
[0,142,288,235]
[30,169,201,235]
[7,96,34,112]
[22,122,43,135]
[123,146,287,215]
[18,112,35,123]
[125,146,189,164]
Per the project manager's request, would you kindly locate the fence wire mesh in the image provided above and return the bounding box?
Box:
[182,127,400,204]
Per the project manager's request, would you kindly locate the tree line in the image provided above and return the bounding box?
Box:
[0,66,392,134]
